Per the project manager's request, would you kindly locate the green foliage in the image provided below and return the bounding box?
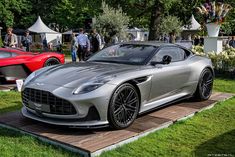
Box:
[0,0,31,28]
[158,16,182,35]
[192,46,235,71]
[0,37,3,47]
[95,2,130,42]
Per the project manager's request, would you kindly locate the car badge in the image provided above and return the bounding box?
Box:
[34,103,42,108]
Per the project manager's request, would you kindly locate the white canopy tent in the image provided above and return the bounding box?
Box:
[181,15,201,40]
[182,15,201,31]
[28,16,61,45]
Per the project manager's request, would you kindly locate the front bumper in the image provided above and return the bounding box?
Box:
[21,82,117,127]
[22,107,109,128]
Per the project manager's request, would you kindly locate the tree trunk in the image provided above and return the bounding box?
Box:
[148,0,163,41]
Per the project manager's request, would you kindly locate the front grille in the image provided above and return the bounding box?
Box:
[22,88,77,115]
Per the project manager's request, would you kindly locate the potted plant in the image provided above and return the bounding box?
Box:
[196,1,232,37]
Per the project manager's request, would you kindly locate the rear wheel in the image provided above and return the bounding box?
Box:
[108,83,140,129]
[44,58,60,67]
[194,68,213,101]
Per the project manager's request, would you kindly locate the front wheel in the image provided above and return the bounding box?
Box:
[194,68,213,101]
[108,83,140,129]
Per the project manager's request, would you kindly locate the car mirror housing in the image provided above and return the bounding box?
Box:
[150,55,172,66]
[162,55,172,64]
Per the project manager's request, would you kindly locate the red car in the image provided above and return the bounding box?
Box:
[0,48,65,83]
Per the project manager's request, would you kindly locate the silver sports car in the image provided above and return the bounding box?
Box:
[21,42,214,129]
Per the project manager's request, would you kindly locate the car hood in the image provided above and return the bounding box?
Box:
[33,62,139,88]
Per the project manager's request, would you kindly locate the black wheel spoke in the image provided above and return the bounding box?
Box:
[114,106,122,116]
[114,100,122,106]
[205,79,213,86]
[125,104,136,112]
[118,93,125,103]
[127,97,138,105]
[126,90,134,102]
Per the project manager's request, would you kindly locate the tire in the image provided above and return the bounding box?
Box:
[194,68,213,101]
[108,83,140,129]
[43,58,60,67]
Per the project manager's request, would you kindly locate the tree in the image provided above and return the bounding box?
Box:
[95,2,130,44]
[0,0,30,28]
[148,0,178,40]
[50,0,77,32]
[158,16,182,36]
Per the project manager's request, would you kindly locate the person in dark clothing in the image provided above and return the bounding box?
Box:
[42,37,48,51]
[90,29,101,53]
[229,36,235,48]
[194,35,200,46]
[21,30,32,52]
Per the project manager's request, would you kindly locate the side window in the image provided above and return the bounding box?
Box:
[153,47,186,62]
[0,52,12,59]
[11,52,18,57]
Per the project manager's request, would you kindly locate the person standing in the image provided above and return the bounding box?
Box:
[42,36,48,51]
[21,30,32,52]
[71,32,78,62]
[76,28,90,61]
[4,27,18,48]
[169,32,176,44]
[90,29,102,53]
[229,36,235,48]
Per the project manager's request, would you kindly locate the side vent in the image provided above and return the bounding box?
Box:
[133,76,151,84]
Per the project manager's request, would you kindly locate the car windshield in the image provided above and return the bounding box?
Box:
[88,44,157,65]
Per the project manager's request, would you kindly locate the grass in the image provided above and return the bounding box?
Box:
[0,91,22,114]
[0,78,234,157]
[0,128,77,157]
[213,77,235,93]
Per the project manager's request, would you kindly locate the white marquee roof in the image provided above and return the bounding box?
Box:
[182,15,201,31]
[28,16,59,34]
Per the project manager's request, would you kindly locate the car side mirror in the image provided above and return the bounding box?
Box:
[150,55,172,66]
[162,55,172,64]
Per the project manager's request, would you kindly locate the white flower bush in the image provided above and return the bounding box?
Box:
[192,46,235,72]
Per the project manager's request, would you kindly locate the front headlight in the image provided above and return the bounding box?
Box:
[24,72,36,85]
[73,75,115,94]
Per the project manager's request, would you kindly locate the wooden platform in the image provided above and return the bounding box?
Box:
[0,92,233,157]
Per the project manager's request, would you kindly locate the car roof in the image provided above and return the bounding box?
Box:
[118,41,177,47]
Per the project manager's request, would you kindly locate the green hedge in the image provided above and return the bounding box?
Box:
[192,46,235,72]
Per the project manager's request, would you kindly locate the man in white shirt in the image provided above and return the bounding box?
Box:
[76,28,90,61]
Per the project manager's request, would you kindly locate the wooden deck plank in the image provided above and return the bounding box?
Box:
[210,93,234,101]
[73,130,137,152]
[177,100,216,109]
[126,115,171,133]
[149,105,198,121]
